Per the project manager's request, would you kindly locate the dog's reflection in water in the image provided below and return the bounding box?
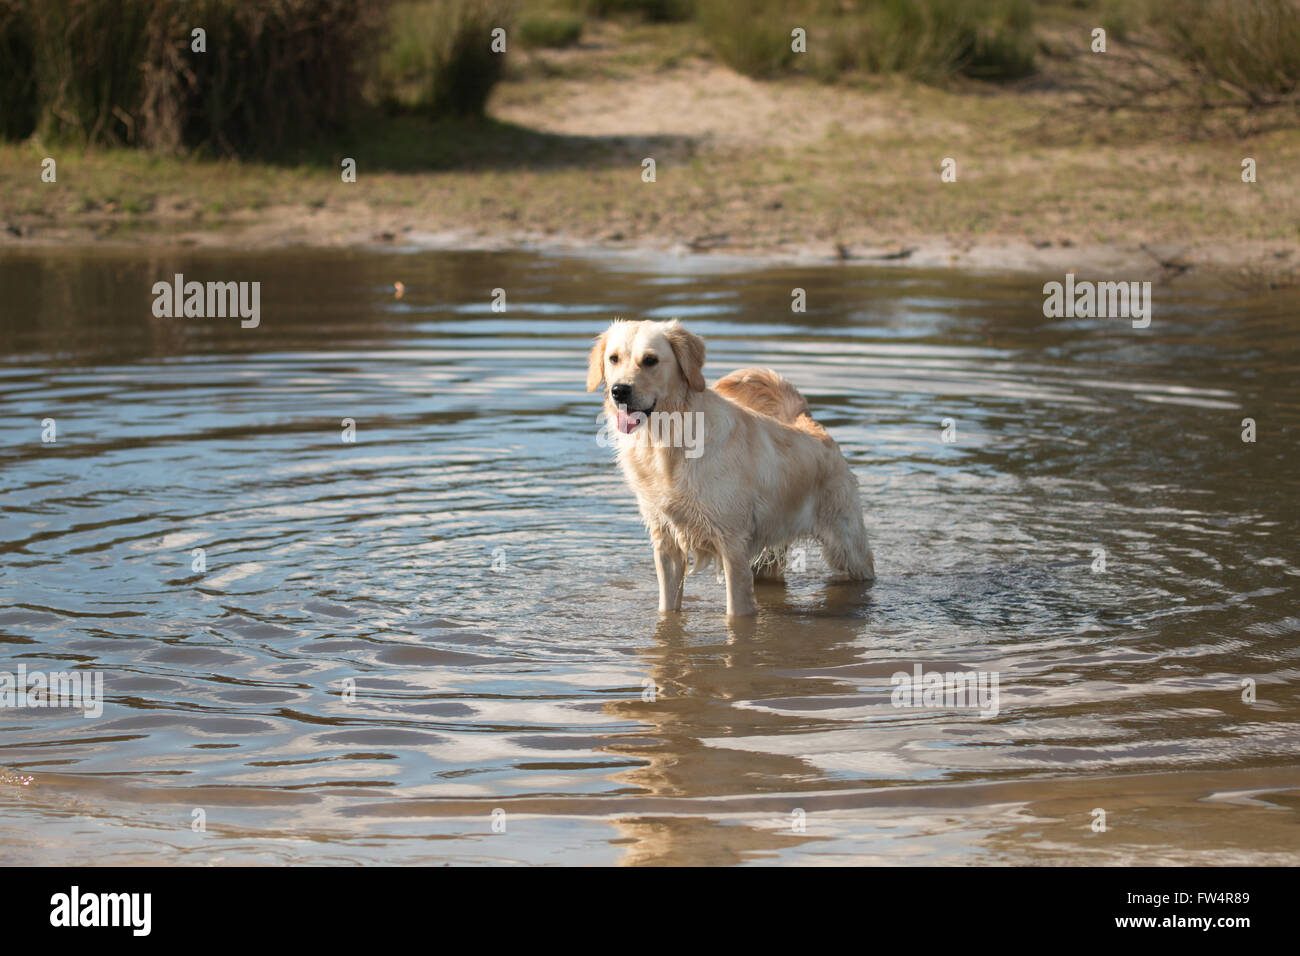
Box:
[599,583,875,865]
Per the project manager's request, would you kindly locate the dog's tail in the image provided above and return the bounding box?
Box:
[713,367,833,445]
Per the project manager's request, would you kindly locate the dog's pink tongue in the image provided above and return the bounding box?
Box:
[616,407,641,434]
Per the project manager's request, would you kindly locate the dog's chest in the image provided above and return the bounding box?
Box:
[618,448,705,522]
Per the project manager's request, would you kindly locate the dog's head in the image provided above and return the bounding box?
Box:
[586,319,706,433]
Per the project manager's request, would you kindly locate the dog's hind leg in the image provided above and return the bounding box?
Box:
[817,483,876,584]
[651,530,687,612]
[722,545,758,616]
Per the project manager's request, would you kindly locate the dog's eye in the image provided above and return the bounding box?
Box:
[641,354,659,367]
[608,353,620,365]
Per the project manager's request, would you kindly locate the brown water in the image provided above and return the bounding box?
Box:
[1,246,1297,865]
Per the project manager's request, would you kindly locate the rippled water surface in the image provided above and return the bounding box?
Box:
[1,247,1298,865]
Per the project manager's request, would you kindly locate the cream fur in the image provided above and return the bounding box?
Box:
[588,318,875,616]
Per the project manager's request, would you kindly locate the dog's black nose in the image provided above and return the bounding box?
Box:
[610,383,632,404]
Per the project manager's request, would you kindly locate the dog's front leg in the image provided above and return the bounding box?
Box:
[652,533,686,613]
[722,547,758,617]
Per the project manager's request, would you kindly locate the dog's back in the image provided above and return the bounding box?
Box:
[713,368,833,445]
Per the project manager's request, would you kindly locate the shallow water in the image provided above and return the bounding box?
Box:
[1,246,1297,865]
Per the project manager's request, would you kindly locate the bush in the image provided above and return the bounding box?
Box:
[699,0,1035,83]
[519,12,583,47]
[0,0,36,140]
[961,0,1036,80]
[0,0,388,154]
[1162,0,1300,105]
[24,0,155,145]
[146,0,389,155]
[582,0,694,21]
[1099,0,1149,41]
[377,0,517,116]
[830,0,1035,83]
[696,0,796,78]
[1074,0,1300,133]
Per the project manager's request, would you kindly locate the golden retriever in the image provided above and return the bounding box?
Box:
[587,318,875,616]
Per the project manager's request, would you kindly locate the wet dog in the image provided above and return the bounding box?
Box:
[588,319,875,616]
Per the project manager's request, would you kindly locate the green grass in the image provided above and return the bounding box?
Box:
[1163,0,1300,104]
[696,0,1037,83]
[519,12,584,46]
[695,0,796,78]
[5,76,1296,253]
[376,0,518,116]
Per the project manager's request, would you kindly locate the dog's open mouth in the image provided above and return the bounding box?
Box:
[615,402,655,434]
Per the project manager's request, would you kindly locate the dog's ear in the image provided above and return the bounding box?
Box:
[586,330,608,392]
[664,320,706,392]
